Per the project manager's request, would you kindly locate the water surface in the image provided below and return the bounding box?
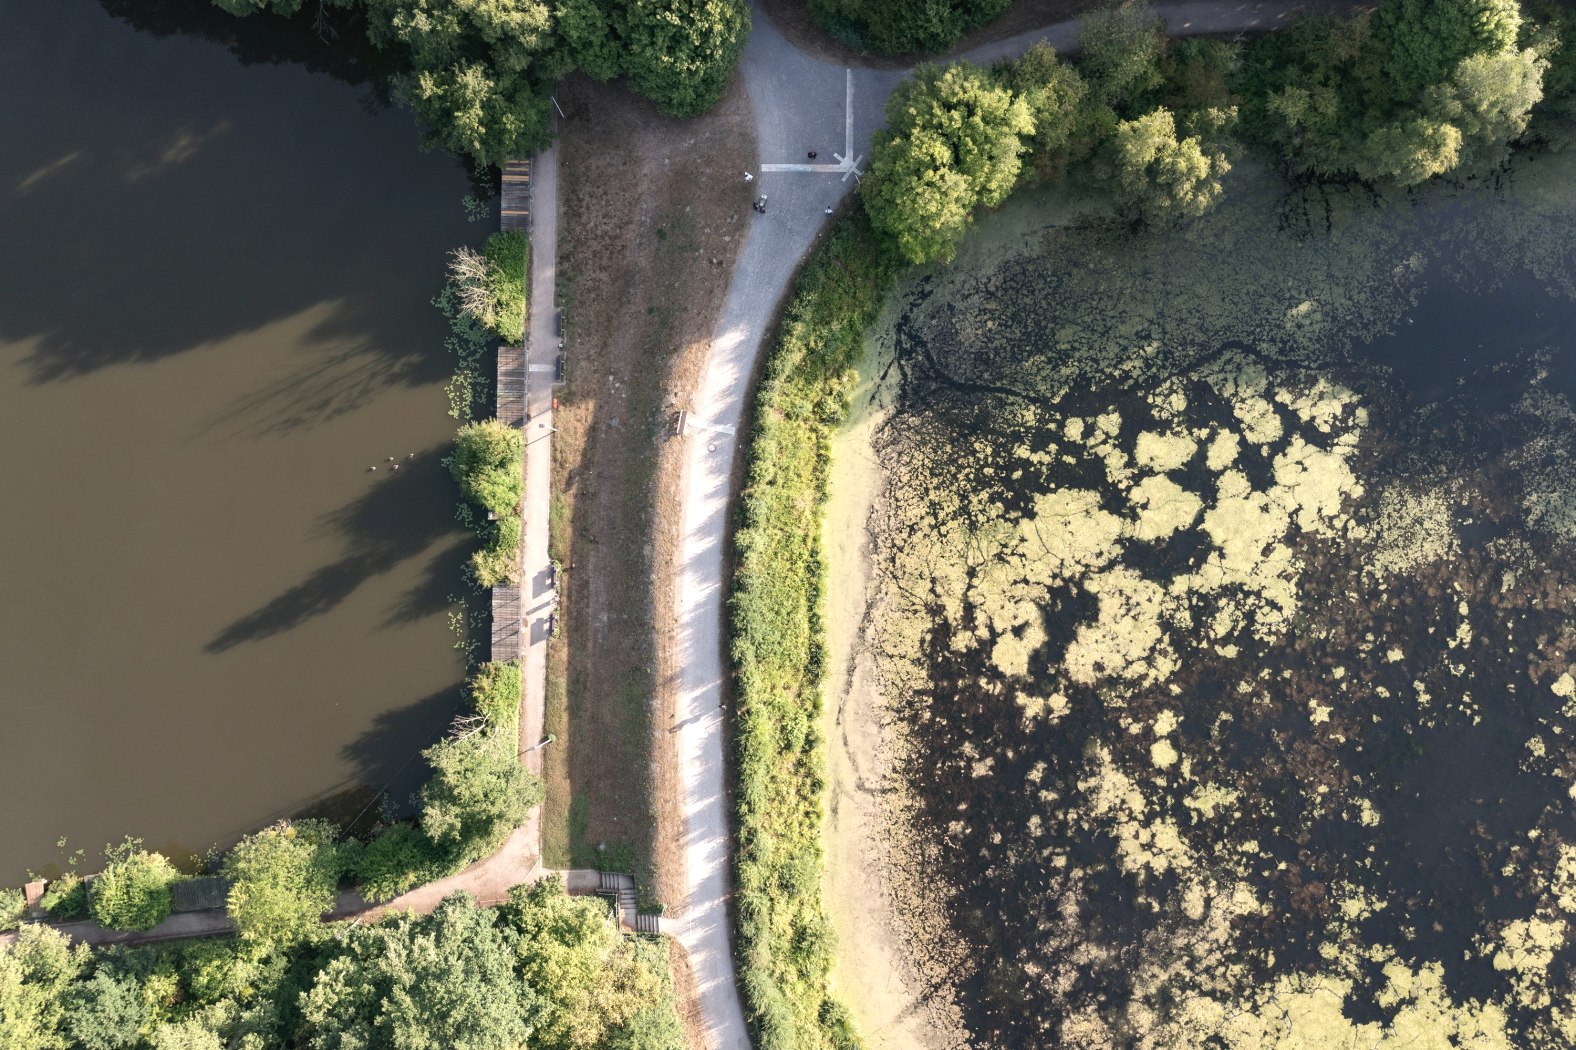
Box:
[0,0,476,881]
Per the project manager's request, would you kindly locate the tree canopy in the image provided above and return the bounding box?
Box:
[1241,0,1547,184]
[863,62,1032,263]
[807,0,1010,55]
[222,820,348,947]
[89,842,180,934]
[211,0,751,164]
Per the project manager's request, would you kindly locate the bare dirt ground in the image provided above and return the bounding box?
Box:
[543,68,753,1036]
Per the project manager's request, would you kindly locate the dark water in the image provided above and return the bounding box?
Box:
[0,0,477,882]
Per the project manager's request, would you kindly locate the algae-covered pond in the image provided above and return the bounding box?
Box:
[829,152,1576,1047]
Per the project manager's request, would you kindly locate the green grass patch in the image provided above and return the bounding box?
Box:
[728,208,901,1050]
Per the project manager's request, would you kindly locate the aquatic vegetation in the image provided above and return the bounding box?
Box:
[850,157,1576,1046]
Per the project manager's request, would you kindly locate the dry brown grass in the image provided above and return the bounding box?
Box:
[541,69,753,922]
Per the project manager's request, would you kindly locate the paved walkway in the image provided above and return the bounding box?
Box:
[669,2,1349,1047]
[520,135,559,848]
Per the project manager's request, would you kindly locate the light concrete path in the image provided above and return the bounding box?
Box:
[670,2,1348,1048]
[520,134,559,831]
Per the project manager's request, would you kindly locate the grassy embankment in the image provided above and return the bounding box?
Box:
[729,209,900,1049]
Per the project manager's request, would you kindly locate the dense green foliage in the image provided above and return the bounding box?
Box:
[863,0,1576,256]
[355,661,539,902]
[0,925,87,1050]
[863,61,1032,264]
[807,0,1008,55]
[89,843,180,934]
[420,732,544,863]
[451,418,525,586]
[730,210,901,1050]
[449,231,529,345]
[213,0,750,164]
[1238,0,1547,182]
[0,890,23,934]
[40,875,88,922]
[222,820,348,947]
[1,884,681,1050]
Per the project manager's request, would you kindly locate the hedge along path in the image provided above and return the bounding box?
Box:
[725,211,898,1050]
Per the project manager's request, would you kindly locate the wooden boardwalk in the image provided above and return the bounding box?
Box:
[496,344,526,426]
[500,160,531,232]
[492,161,531,665]
[491,581,523,662]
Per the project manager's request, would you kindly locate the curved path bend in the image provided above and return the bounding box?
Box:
[669,2,1351,1047]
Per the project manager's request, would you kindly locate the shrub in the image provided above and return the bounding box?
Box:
[451,418,524,516]
[0,886,25,931]
[42,873,89,921]
[808,0,1010,55]
[447,231,528,345]
[222,820,346,946]
[469,660,523,732]
[421,734,544,865]
[356,824,445,903]
[471,512,523,588]
[729,208,900,1050]
[89,842,180,933]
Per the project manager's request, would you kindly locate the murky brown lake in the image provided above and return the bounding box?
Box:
[0,0,477,882]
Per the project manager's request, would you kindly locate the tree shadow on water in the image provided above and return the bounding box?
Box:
[338,686,464,831]
[0,0,473,387]
[206,451,467,652]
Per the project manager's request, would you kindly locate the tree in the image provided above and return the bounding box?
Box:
[1243,0,1546,185]
[807,0,1011,55]
[420,734,544,863]
[299,893,540,1050]
[1427,47,1547,171]
[1369,0,1522,101]
[355,824,443,904]
[62,969,147,1050]
[1079,0,1166,110]
[222,820,346,946]
[89,842,179,933]
[364,0,563,165]
[149,1020,225,1050]
[556,0,624,81]
[621,0,750,118]
[500,879,682,1050]
[0,925,86,1050]
[998,43,1090,179]
[862,62,1033,263]
[1111,107,1231,220]
[450,418,523,516]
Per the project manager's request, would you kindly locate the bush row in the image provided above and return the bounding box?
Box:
[451,418,527,587]
[863,0,1576,265]
[1,880,682,1050]
[213,0,750,165]
[728,209,901,1050]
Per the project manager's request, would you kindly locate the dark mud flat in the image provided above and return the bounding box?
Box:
[0,0,477,881]
[858,159,1576,1047]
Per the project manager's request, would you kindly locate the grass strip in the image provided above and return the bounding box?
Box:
[728,208,901,1050]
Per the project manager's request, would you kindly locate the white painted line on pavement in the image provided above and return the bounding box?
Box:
[760,69,857,176]
[528,364,556,372]
[844,67,853,162]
